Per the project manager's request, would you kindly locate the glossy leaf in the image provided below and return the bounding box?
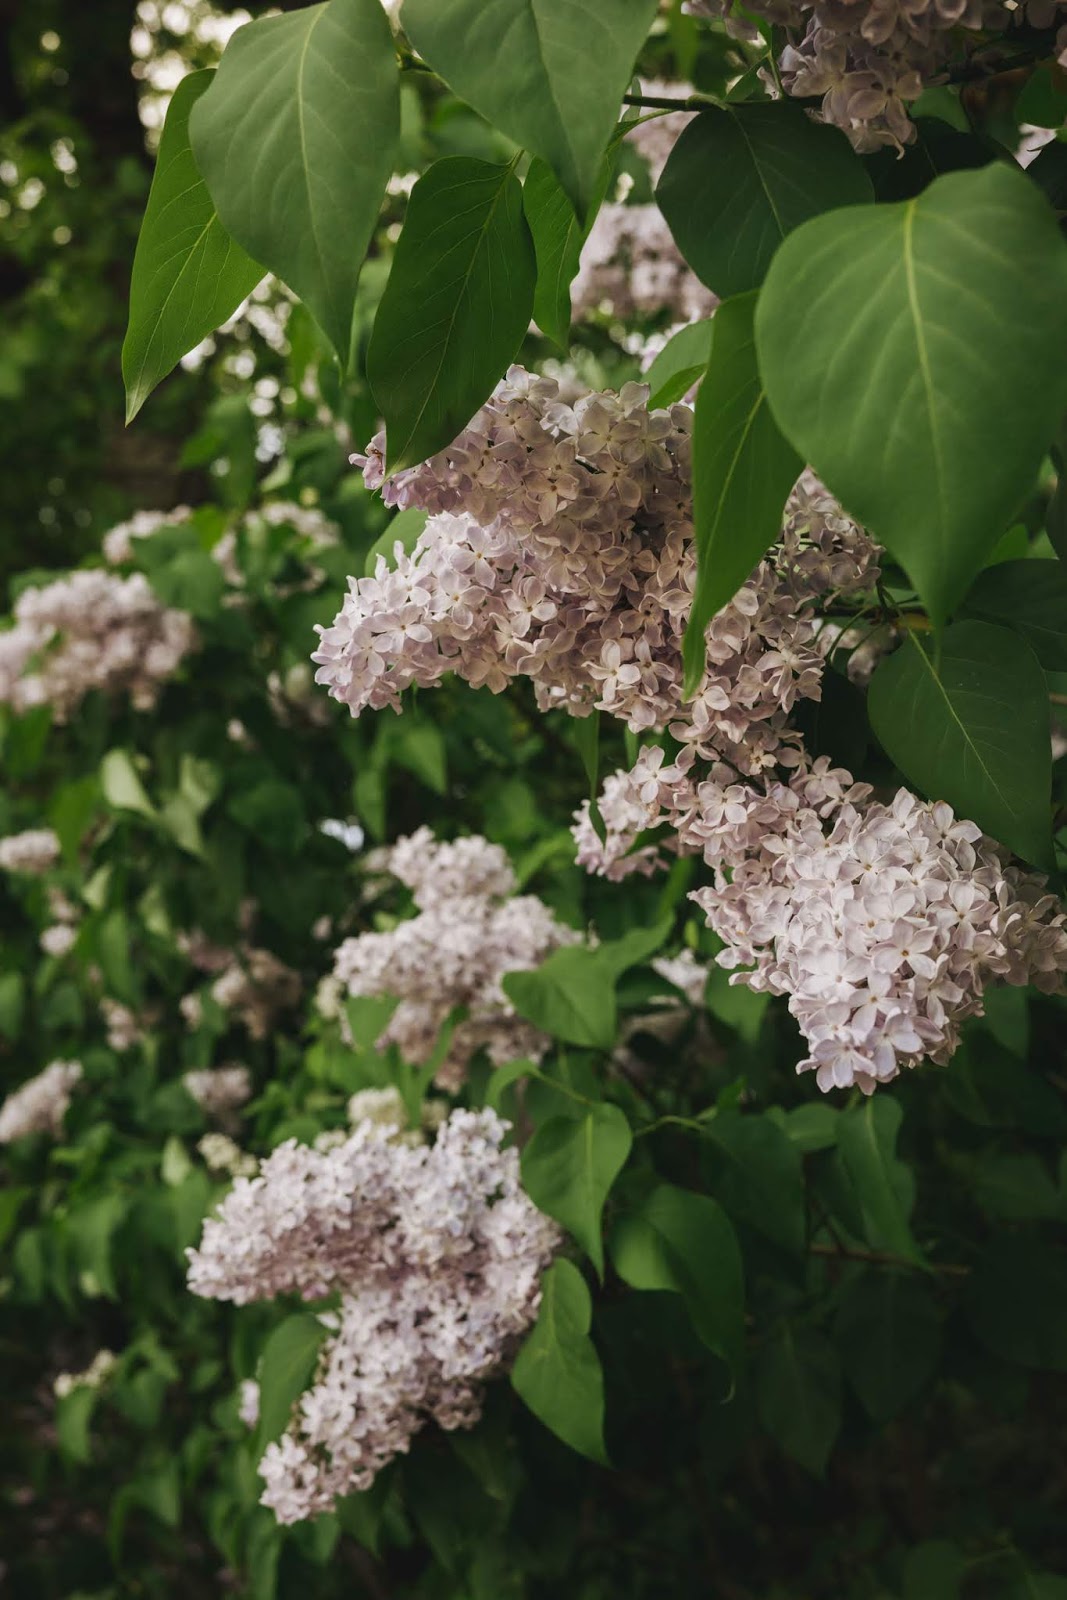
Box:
[523,156,612,349]
[368,157,535,471]
[123,71,263,422]
[702,1112,805,1256]
[835,1271,941,1421]
[757,164,1067,624]
[868,621,1052,866]
[503,945,618,1050]
[961,559,1067,671]
[403,0,658,220]
[836,1097,926,1266]
[610,1183,745,1372]
[656,100,872,298]
[755,1322,841,1477]
[521,1103,632,1276]
[511,1258,608,1463]
[254,1314,327,1459]
[644,317,713,409]
[190,0,399,360]
[683,291,802,694]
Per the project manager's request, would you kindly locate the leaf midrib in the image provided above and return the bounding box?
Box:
[905,628,1015,815]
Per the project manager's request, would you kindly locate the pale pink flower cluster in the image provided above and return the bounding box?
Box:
[685,0,1067,151]
[188,1108,559,1522]
[573,203,717,325]
[182,1064,252,1120]
[0,569,195,720]
[101,505,193,565]
[0,1060,82,1143]
[0,829,61,875]
[586,746,1067,1091]
[330,828,579,1086]
[100,998,149,1052]
[180,936,302,1042]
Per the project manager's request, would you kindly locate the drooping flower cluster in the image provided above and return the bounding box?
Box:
[0,569,195,720]
[0,828,61,876]
[685,0,1067,152]
[0,1060,82,1143]
[188,1107,559,1522]
[330,827,579,1086]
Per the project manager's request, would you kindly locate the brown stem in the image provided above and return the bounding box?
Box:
[809,1240,969,1277]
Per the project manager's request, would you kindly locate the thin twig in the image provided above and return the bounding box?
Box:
[809,1240,969,1277]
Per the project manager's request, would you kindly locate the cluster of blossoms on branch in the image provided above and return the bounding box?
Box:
[0,568,195,721]
[178,928,302,1042]
[188,1107,559,1522]
[321,367,1067,1095]
[685,0,1067,152]
[182,1063,252,1123]
[0,1060,82,1144]
[324,827,579,1087]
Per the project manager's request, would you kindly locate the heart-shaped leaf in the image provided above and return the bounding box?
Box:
[756,165,1067,624]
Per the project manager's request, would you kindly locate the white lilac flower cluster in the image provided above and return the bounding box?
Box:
[198,1131,259,1179]
[182,1064,252,1121]
[53,1348,117,1400]
[0,829,61,876]
[333,371,1067,1094]
[572,81,715,327]
[0,1060,82,1143]
[685,0,1067,152]
[330,827,579,1087]
[188,1107,560,1522]
[0,569,195,721]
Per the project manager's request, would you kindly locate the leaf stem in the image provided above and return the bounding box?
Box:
[809,1240,969,1276]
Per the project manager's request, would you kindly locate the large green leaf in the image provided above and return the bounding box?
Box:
[190,0,399,361]
[656,100,872,299]
[961,559,1067,671]
[867,621,1052,866]
[702,1112,805,1256]
[254,1314,327,1459]
[644,318,713,410]
[755,1321,841,1477]
[683,292,802,694]
[835,1270,941,1421]
[836,1097,926,1266]
[122,70,263,422]
[610,1183,745,1373]
[368,157,535,471]
[756,164,1067,624]
[402,0,657,220]
[511,1258,608,1464]
[521,1103,632,1277]
[503,946,617,1051]
[523,156,612,349]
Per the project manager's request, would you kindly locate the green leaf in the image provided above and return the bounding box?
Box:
[971,1152,1061,1222]
[521,1103,632,1277]
[835,1270,941,1421]
[610,1183,745,1373]
[254,1314,328,1459]
[189,0,399,360]
[836,1097,925,1266]
[503,946,617,1051]
[0,1185,29,1248]
[902,1540,965,1600]
[56,1385,98,1465]
[867,622,1052,867]
[656,101,873,298]
[756,165,1067,625]
[403,0,658,221]
[644,318,713,409]
[702,1112,804,1256]
[523,154,615,348]
[144,547,225,619]
[68,1193,128,1299]
[368,157,536,471]
[122,70,263,422]
[1016,61,1067,129]
[966,1235,1067,1371]
[683,291,803,694]
[961,559,1067,671]
[363,508,429,576]
[0,973,24,1041]
[511,1258,608,1464]
[100,749,155,819]
[755,1322,841,1476]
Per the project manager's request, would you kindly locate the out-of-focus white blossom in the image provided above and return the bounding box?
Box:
[0,1060,82,1143]
[54,1348,117,1399]
[0,829,61,875]
[40,923,77,959]
[329,828,579,1087]
[197,1132,258,1179]
[188,1108,560,1522]
[183,1064,253,1120]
